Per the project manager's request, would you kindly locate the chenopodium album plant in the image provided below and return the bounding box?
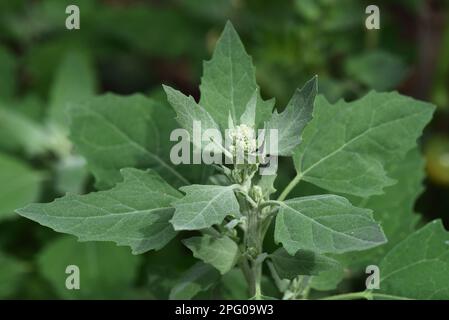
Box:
[17,22,448,300]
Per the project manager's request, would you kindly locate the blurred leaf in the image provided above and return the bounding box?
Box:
[0,46,16,100]
[345,51,407,91]
[0,104,49,155]
[0,153,41,221]
[55,155,88,194]
[48,50,96,131]
[0,252,26,298]
[38,236,141,299]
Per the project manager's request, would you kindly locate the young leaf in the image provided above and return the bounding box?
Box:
[240,89,257,127]
[293,92,435,197]
[69,93,188,189]
[171,184,240,230]
[199,21,274,129]
[183,235,239,275]
[274,195,386,255]
[266,76,317,156]
[0,153,41,221]
[38,236,140,299]
[169,262,220,300]
[17,168,180,254]
[269,247,340,279]
[163,85,222,151]
[377,220,449,299]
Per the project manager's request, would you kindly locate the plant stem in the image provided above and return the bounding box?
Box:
[320,291,411,300]
[277,173,302,201]
[320,291,371,300]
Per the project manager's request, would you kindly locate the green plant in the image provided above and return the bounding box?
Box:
[16,22,447,300]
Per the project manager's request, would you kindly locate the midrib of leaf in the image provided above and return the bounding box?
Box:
[298,101,428,180]
[40,201,172,220]
[280,198,380,247]
[80,107,189,185]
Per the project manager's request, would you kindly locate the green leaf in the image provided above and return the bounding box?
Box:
[341,149,425,269]
[0,46,16,100]
[69,93,189,189]
[199,21,273,129]
[270,247,340,279]
[38,236,140,299]
[163,85,222,151]
[0,153,41,221]
[266,76,317,156]
[0,252,26,298]
[169,262,220,299]
[378,220,449,299]
[183,235,239,274]
[274,195,386,255]
[345,50,407,91]
[293,91,435,197]
[0,105,49,155]
[48,50,96,130]
[17,168,180,254]
[171,184,240,230]
[239,89,257,127]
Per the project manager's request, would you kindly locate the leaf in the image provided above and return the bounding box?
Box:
[293,91,435,197]
[270,247,340,279]
[239,89,257,127]
[378,220,449,299]
[48,50,96,130]
[163,85,222,151]
[183,235,239,274]
[69,93,189,189]
[274,195,386,255]
[0,105,49,155]
[0,153,41,221]
[171,184,240,230]
[0,252,26,298]
[345,50,407,91]
[220,268,249,299]
[38,236,140,299]
[266,76,317,156]
[341,149,425,269]
[0,46,16,100]
[199,21,273,129]
[169,262,220,300]
[17,168,180,254]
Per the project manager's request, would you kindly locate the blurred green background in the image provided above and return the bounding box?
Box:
[0,0,448,299]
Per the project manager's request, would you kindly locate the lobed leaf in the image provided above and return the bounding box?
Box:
[183,235,239,274]
[17,168,180,254]
[293,92,435,197]
[171,184,240,230]
[274,195,386,255]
